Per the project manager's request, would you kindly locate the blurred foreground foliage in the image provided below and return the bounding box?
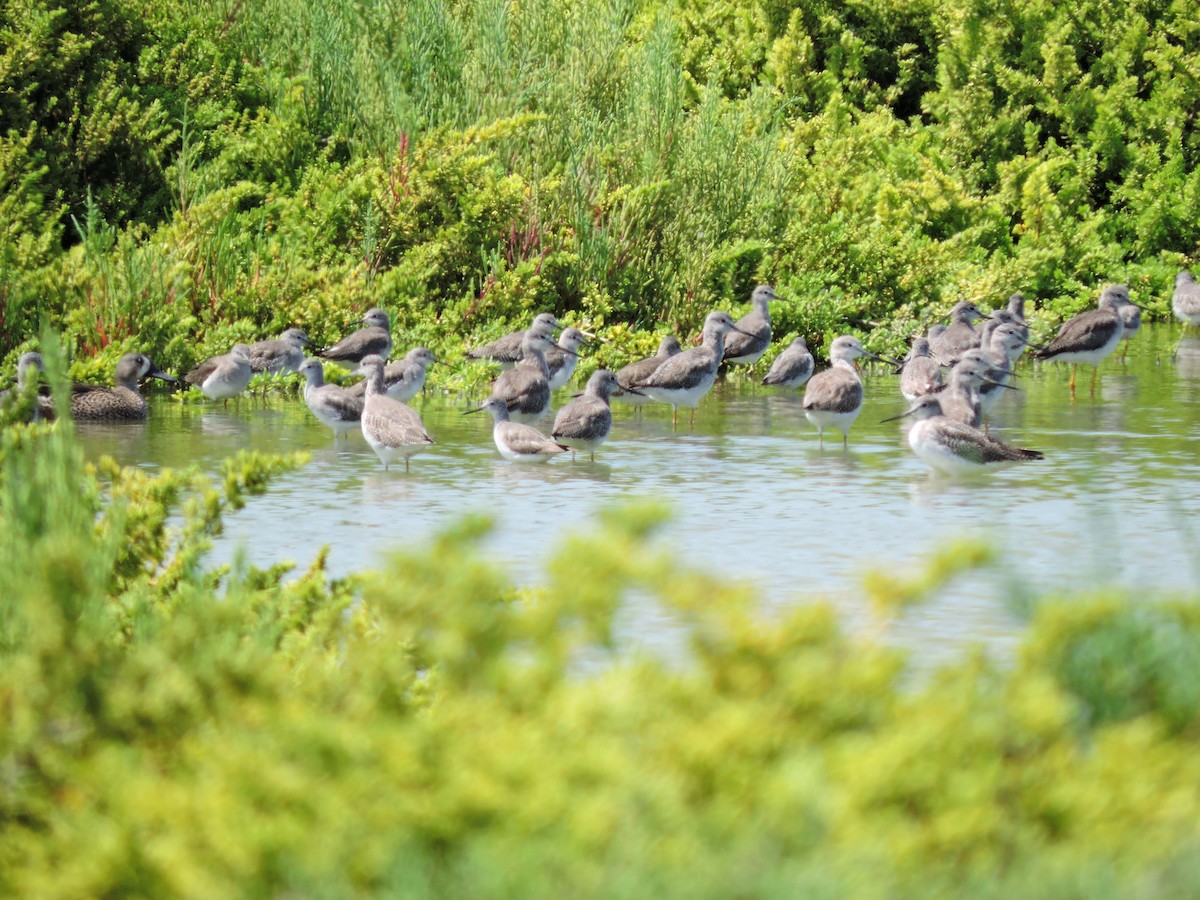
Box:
[2,412,1199,896]
[1,0,1199,377]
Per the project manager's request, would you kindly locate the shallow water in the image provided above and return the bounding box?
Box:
[77,326,1200,665]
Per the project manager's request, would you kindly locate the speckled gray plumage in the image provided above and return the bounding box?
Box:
[249,328,310,374]
[489,330,556,423]
[356,356,434,470]
[898,338,943,401]
[320,308,392,365]
[552,369,621,458]
[545,329,588,390]
[298,358,363,437]
[762,336,814,389]
[930,301,987,366]
[466,313,562,365]
[722,285,776,365]
[346,347,436,402]
[615,336,681,395]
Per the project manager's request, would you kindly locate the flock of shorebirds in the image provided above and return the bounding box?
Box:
[4,270,1199,475]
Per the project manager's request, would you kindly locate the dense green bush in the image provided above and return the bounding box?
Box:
[2,0,1198,368]
[1,366,1199,895]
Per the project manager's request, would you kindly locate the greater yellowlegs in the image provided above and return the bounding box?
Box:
[978,323,1026,418]
[930,300,989,366]
[1114,290,1142,363]
[184,344,253,406]
[761,335,814,390]
[489,324,566,424]
[1033,284,1129,394]
[546,328,589,390]
[1006,293,1027,323]
[248,328,310,374]
[551,369,633,460]
[346,347,437,403]
[0,352,55,422]
[722,284,777,366]
[466,312,563,369]
[297,358,363,438]
[467,395,570,462]
[884,394,1043,474]
[898,337,943,401]
[355,355,434,472]
[996,295,1029,343]
[72,353,176,421]
[628,310,748,430]
[802,335,880,448]
[1172,270,1200,359]
[992,313,1033,368]
[615,335,681,404]
[938,350,1012,428]
[319,308,392,366]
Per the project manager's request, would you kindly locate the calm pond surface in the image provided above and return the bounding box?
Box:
[78,326,1200,664]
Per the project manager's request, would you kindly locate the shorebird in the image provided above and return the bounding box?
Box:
[930,300,989,366]
[1001,294,1030,343]
[722,284,777,367]
[297,358,363,438]
[937,350,1014,428]
[248,328,310,374]
[71,353,176,421]
[346,347,437,403]
[466,312,563,369]
[802,335,880,448]
[546,328,589,391]
[884,394,1044,475]
[1114,290,1142,363]
[1173,270,1200,359]
[761,335,815,390]
[488,323,566,424]
[467,395,569,463]
[551,369,633,460]
[628,310,748,430]
[0,352,56,422]
[355,355,434,471]
[978,324,1026,418]
[1006,293,1028,323]
[1033,284,1131,394]
[898,337,944,402]
[184,344,253,406]
[615,335,681,404]
[319,308,392,366]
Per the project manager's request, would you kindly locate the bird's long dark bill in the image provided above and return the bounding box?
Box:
[150,370,179,383]
[617,385,645,396]
[881,407,917,423]
[982,378,1017,391]
[462,406,487,416]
